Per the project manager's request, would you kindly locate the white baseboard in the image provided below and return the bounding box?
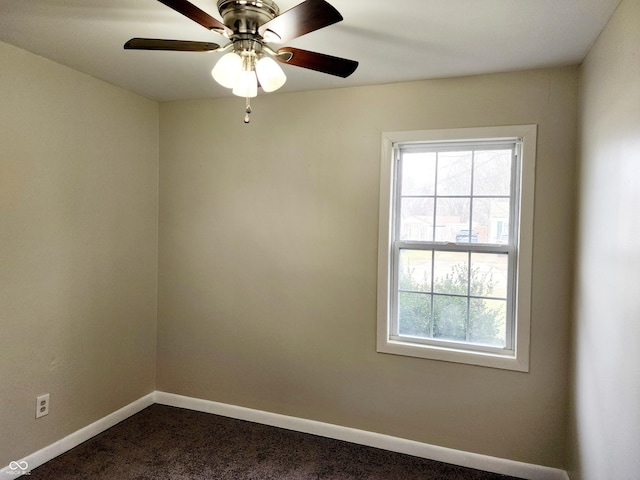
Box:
[155,391,569,480]
[0,393,155,479]
[2,391,569,480]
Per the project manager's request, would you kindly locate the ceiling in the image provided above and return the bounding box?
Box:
[0,0,621,102]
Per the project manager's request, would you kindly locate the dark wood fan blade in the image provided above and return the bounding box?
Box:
[158,0,232,35]
[258,0,343,43]
[124,38,220,52]
[276,47,358,78]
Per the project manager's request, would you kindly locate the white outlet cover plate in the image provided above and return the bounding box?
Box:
[36,394,49,418]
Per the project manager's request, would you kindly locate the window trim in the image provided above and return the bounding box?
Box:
[377,125,536,372]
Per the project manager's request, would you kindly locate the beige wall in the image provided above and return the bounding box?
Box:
[0,42,159,466]
[157,67,578,468]
[571,0,640,478]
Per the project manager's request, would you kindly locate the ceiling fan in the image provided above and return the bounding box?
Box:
[125,0,359,122]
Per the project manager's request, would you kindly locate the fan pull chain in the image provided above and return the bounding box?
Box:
[244,97,252,124]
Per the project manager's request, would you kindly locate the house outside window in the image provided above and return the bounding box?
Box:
[377,125,536,371]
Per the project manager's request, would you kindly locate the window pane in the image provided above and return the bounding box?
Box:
[398,292,432,337]
[437,151,472,195]
[401,152,436,196]
[433,252,468,295]
[434,198,471,243]
[473,150,512,196]
[470,253,509,298]
[400,198,434,241]
[399,249,432,292]
[469,298,507,347]
[472,198,510,244]
[433,295,467,342]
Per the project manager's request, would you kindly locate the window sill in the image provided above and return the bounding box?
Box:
[377,337,529,372]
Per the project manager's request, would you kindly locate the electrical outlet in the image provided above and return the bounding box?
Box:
[36,394,49,418]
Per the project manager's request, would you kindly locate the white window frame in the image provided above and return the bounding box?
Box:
[377,125,536,372]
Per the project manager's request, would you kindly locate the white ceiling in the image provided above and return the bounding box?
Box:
[0,0,621,102]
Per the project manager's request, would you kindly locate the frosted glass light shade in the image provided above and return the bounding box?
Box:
[232,70,258,98]
[256,56,287,92]
[211,52,242,88]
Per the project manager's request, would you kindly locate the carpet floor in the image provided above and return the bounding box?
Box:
[28,404,524,479]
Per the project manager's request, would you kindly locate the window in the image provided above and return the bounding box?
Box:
[377,126,536,371]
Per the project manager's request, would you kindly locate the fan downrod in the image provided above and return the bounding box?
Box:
[217,0,280,36]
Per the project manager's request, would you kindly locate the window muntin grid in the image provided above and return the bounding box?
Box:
[391,142,519,353]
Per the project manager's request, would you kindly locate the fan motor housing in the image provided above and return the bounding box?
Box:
[217,0,280,35]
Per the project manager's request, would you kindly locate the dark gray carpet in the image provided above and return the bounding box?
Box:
[29,404,524,479]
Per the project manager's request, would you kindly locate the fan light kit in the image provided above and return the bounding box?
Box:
[125,0,359,123]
